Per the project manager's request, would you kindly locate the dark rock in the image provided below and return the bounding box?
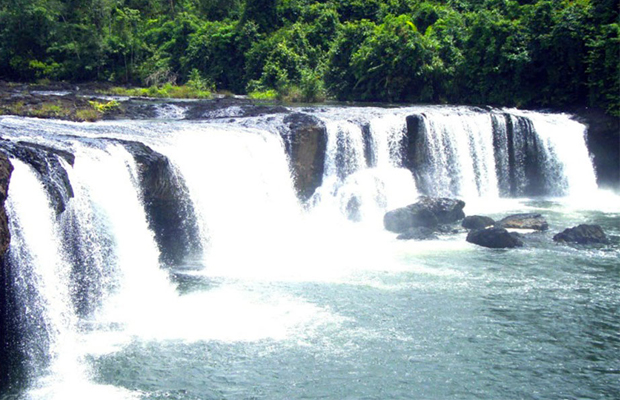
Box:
[436,224,464,234]
[553,224,610,245]
[0,153,12,257]
[498,213,548,231]
[397,227,438,241]
[112,139,202,266]
[282,113,327,201]
[384,196,465,233]
[0,153,12,388]
[462,215,495,230]
[0,140,73,215]
[404,114,429,193]
[466,227,524,249]
[571,108,619,190]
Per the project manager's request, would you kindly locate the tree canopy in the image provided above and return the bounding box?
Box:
[0,0,617,114]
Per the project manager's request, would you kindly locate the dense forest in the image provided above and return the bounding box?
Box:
[0,0,618,114]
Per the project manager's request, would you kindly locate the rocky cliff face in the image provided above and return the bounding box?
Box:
[0,153,13,389]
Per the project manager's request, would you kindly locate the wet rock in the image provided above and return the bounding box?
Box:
[462,215,495,230]
[0,153,13,258]
[397,226,438,241]
[113,140,202,266]
[0,152,13,388]
[0,140,74,215]
[384,196,465,233]
[466,227,524,249]
[282,113,327,201]
[553,224,610,245]
[571,108,619,190]
[436,224,464,234]
[498,213,548,231]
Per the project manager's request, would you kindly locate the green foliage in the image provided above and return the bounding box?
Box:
[248,89,278,100]
[89,100,121,113]
[0,0,617,112]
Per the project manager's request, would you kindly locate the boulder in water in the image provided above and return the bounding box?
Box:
[498,213,548,231]
[553,224,610,245]
[466,227,524,249]
[462,215,495,230]
[397,226,438,241]
[384,196,465,233]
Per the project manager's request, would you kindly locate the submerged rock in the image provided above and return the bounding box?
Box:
[498,213,548,231]
[466,227,524,249]
[384,196,465,233]
[397,226,438,241]
[553,224,610,245]
[462,215,495,230]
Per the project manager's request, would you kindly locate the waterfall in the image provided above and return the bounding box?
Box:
[410,109,498,199]
[408,108,597,199]
[160,125,302,277]
[65,142,177,331]
[310,112,417,224]
[0,106,603,397]
[514,111,598,198]
[4,159,87,397]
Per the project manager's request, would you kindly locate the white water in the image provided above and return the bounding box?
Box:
[308,111,417,225]
[4,160,135,400]
[513,110,598,198]
[66,143,177,336]
[415,109,499,199]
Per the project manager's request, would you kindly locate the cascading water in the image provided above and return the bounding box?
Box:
[64,142,177,333]
[409,109,499,199]
[4,159,83,395]
[0,105,617,400]
[309,111,418,224]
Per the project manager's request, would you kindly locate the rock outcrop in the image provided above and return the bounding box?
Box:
[462,215,495,230]
[115,140,202,266]
[0,140,74,215]
[572,108,619,190]
[0,153,13,389]
[384,197,465,233]
[282,113,327,201]
[466,227,524,249]
[498,213,548,231]
[553,224,610,245]
[0,153,12,259]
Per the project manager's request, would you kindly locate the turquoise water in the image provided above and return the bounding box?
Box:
[76,202,619,400]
